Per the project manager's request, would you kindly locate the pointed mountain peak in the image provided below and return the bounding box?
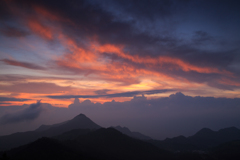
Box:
[66,113,101,130]
[72,113,88,120]
[75,113,86,117]
[193,128,215,137]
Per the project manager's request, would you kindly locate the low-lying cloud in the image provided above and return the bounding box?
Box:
[0,101,43,124]
[1,93,240,139]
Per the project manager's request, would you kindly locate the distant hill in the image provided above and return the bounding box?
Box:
[1,128,171,160]
[0,113,101,151]
[149,127,240,152]
[111,126,152,140]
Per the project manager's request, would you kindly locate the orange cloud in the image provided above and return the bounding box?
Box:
[27,19,53,40]
[24,4,231,77]
[94,44,231,75]
[218,78,240,86]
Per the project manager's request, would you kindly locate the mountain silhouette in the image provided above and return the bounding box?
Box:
[1,113,240,160]
[2,128,171,160]
[149,127,240,152]
[38,113,101,136]
[66,127,170,160]
[187,127,240,149]
[211,140,240,160]
[2,137,83,160]
[0,113,101,151]
[112,126,152,140]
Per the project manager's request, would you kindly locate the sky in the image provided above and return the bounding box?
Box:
[0,0,240,139]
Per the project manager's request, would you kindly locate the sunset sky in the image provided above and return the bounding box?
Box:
[0,0,240,139]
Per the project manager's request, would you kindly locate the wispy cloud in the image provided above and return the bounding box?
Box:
[1,59,46,70]
[0,82,73,94]
[0,97,30,102]
[47,89,174,99]
[0,26,29,37]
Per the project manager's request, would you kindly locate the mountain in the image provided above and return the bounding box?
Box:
[53,128,93,141]
[64,127,171,160]
[211,140,240,160]
[1,137,83,160]
[4,129,239,160]
[187,127,240,149]
[38,114,101,136]
[0,113,101,151]
[35,113,101,133]
[35,121,69,132]
[1,128,172,160]
[149,127,240,152]
[111,126,152,140]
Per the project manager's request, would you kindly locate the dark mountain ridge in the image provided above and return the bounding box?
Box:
[1,113,240,160]
[0,113,101,151]
[2,128,171,160]
[149,127,240,152]
[111,125,152,140]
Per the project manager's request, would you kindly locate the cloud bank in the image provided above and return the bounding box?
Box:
[0,101,43,124]
[1,93,240,139]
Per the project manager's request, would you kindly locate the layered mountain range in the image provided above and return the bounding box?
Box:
[0,113,240,160]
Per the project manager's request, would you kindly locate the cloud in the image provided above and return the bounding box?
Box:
[1,59,46,70]
[0,26,29,37]
[66,92,240,139]
[0,97,30,102]
[47,89,174,99]
[94,89,111,95]
[192,30,214,45]
[1,92,240,139]
[0,82,73,94]
[0,101,42,124]
[0,0,239,96]
[0,74,77,82]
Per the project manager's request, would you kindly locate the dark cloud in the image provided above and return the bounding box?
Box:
[0,97,30,102]
[0,0,12,20]
[0,74,77,82]
[94,89,111,95]
[96,0,190,22]
[0,26,29,37]
[192,31,214,45]
[1,59,46,70]
[0,102,11,105]
[47,89,174,99]
[0,101,42,124]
